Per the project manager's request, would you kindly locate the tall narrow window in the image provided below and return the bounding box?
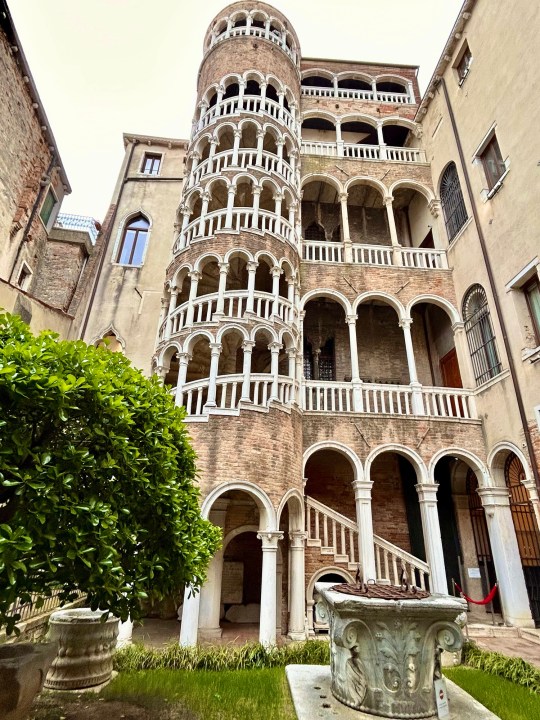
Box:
[117,215,149,266]
[142,153,161,175]
[456,44,472,84]
[440,163,468,241]
[39,188,58,227]
[480,136,506,191]
[524,277,540,345]
[463,284,502,385]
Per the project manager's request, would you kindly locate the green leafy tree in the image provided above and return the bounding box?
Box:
[0,312,221,635]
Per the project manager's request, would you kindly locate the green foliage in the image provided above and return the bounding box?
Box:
[0,311,221,635]
[114,640,330,672]
[462,641,540,694]
[104,668,297,720]
[445,666,540,720]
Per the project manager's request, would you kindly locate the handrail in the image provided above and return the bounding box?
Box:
[210,25,298,64]
[190,148,295,187]
[300,141,426,163]
[301,85,412,104]
[196,94,297,134]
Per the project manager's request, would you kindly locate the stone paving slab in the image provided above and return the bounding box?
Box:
[474,636,540,669]
[286,665,500,720]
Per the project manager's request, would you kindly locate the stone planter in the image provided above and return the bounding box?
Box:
[316,582,466,719]
[0,642,57,720]
[44,608,119,690]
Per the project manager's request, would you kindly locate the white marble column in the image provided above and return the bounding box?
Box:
[165,286,178,340]
[237,79,245,111]
[207,139,218,175]
[353,480,377,581]
[400,318,424,415]
[258,531,283,645]
[256,129,265,166]
[214,262,229,318]
[452,321,476,390]
[198,500,229,640]
[335,120,344,157]
[376,123,387,160]
[346,315,363,412]
[269,342,282,401]
[204,342,222,408]
[287,348,297,404]
[187,152,200,188]
[231,129,242,166]
[197,192,210,236]
[185,271,201,327]
[339,192,353,262]
[478,486,535,627]
[177,209,191,249]
[415,483,448,594]
[174,352,191,407]
[276,139,285,175]
[288,531,307,640]
[246,260,258,314]
[225,185,236,227]
[271,266,282,317]
[251,186,261,228]
[240,340,255,401]
[179,586,201,646]
[384,196,402,266]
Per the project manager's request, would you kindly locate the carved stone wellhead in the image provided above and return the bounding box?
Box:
[315,582,466,719]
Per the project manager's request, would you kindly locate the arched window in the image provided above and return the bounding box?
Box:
[305,222,325,241]
[117,215,149,265]
[440,163,467,241]
[463,284,502,385]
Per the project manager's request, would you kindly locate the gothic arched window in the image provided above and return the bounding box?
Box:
[462,284,502,385]
[117,215,149,266]
[440,163,467,241]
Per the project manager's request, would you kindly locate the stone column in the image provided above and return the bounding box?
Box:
[452,321,476,390]
[371,79,378,99]
[240,340,255,401]
[165,286,178,340]
[177,208,191,249]
[333,76,339,97]
[346,315,363,411]
[214,262,229,319]
[277,91,285,121]
[197,192,210,236]
[400,318,424,415]
[198,500,229,640]
[256,129,265,166]
[237,79,245,111]
[260,81,267,103]
[287,348,297,404]
[225,185,236,227]
[231,129,242,166]
[204,343,222,408]
[407,80,415,103]
[207,139,218,174]
[257,531,283,645]
[274,192,283,219]
[174,352,191,407]
[276,139,285,175]
[246,260,258,314]
[415,483,448,594]
[376,123,387,159]
[335,120,344,157]
[384,196,402,266]
[352,480,377,581]
[269,342,282,400]
[179,585,201,646]
[271,266,282,318]
[339,192,353,262]
[288,531,307,640]
[251,186,261,228]
[187,152,200,188]
[185,271,201,327]
[477,487,535,627]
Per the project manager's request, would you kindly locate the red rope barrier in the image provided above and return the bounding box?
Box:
[454,581,498,605]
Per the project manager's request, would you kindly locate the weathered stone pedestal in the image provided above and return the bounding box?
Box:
[316,582,467,719]
[0,643,57,720]
[44,608,119,690]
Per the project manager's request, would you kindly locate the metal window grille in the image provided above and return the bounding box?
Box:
[463,284,502,385]
[440,163,468,241]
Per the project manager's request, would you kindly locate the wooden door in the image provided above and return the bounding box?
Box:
[440,348,462,388]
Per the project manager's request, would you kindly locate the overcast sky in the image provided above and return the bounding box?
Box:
[9,0,463,220]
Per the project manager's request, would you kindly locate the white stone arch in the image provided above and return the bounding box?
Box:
[219,73,243,92]
[301,108,337,125]
[374,73,410,87]
[306,565,354,618]
[301,172,344,194]
[344,175,388,198]
[488,442,535,490]
[243,68,265,87]
[92,323,126,352]
[339,112,379,129]
[216,323,250,344]
[389,179,435,204]
[182,330,216,355]
[353,291,406,320]
[231,171,258,189]
[156,341,182,367]
[365,444,428,484]
[279,328,297,351]
[301,288,353,315]
[267,15,286,35]
[194,251,223,273]
[183,187,205,213]
[191,132,215,157]
[281,84,296,108]
[238,116,263,134]
[335,70,374,85]
[201,82,220,105]
[303,441,364,483]
[254,249,279,267]
[214,121,238,143]
[229,8,249,24]
[261,121,283,142]
[406,295,461,325]
[277,489,305,532]
[428,447,491,488]
[202,176,232,196]
[279,257,295,280]
[222,524,260,552]
[250,324,279,344]
[201,481,277,530]
[224,247,255,264]
[171,263,193,288]
[259,175,281,195]
[248,7,270,23]
[266,72,285,94]
[301,67,335,82]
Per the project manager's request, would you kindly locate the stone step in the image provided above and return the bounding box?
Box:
[306,538,321,547]
[519,627,540,645]
[466,622,519,638]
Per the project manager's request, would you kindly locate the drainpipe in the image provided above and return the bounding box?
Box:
[78,139,138,340]
[437,77,540,487]
[9,153,56,283]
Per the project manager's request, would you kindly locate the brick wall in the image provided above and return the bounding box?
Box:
[31,231,90,311]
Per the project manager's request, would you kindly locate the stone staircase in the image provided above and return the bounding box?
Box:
[305,496,430,590]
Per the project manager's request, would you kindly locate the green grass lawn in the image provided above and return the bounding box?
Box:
[103,667,297,720]
[445,666,540,720]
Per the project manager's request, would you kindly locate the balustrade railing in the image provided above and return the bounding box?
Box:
[190,148,295,187]
[300,141,426,163]
[175,208,297,252]
[196,95,296,134]
[302,381,476,419]
[210,26,297,63]
[179,374,295,415]
[305,496,430,589]
[301,86,412,104]
[302,241,446,269]
[162,290,295,339]
[8,589,86,625]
